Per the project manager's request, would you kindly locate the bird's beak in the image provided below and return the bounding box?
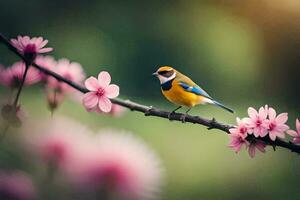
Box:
[152,72,158,76]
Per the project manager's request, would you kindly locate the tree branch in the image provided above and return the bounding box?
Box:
[1,33,300,154]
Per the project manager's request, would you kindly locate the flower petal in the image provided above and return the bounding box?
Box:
[84,77,99,91]
[82,92,98,110]
[11,39,23,50]
[259,130,269,138]
[236,117,241,124]
[105,84,119,98]
[39,39,48,48]
[276,113,288,124]
[287,130,298,137]
[98,96,112,113]
[229,128,237,134]
[276,131,285,139]
[276,124,289,132]
[248,107,258,119]
[35,37,43,48]
[269,132,277,141]
[253,127,262,137]
[242,117,253,126]
[259,106,268,119]
[38,47,53,53]
[255,141,266,153]
[268,107,276,120]
[264,104,269,111]
[248,145,256,158]
[21,36,30,47]
[98,71,111,88]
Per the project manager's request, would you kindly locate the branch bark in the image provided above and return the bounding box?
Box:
[1,33,300,154]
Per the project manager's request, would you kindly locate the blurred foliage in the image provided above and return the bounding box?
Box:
[0,0,300,200]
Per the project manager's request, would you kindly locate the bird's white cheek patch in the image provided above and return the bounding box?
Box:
[158,76,169,84]
[158,73,176,84]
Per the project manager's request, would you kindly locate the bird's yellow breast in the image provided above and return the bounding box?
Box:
[161,80,204,107]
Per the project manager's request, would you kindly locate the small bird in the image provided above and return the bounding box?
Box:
[152,66,234,121]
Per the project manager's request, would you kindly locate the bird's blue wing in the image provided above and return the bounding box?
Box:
[179,82,211,99]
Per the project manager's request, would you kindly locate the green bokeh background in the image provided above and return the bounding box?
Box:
[0,0,300,200]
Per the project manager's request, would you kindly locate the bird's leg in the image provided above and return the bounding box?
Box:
[168,106,182,120]
[180,108,191,123]
[186,108,191,114]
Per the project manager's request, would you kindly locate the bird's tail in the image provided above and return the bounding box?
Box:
[212,100,234,113]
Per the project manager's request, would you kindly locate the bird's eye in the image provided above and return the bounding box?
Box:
[158,71,168,75]
[158,70,174,77]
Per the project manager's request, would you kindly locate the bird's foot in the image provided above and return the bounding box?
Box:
[168,112,175,121]
[180,114,187,123]
[168,106,182,120]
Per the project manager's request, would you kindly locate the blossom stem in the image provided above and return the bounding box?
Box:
[13,62,30,107]
[1,33,300,154]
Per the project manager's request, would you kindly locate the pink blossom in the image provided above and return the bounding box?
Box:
[287,119,300,144]
[229,117,249,139]
[11,35,53,56]
[244,106,269,137]
[35,55,57,81]
[22,117,163,199]
[46,88,65,112]
[22,117,93,167]
[267,107,289,141]
[248,140,266,158]
[228,132,249,153]
[82,71,119,113]
[63,130,163,200]
[0,171,36,200]
[43,58,84,110]
[0,62,41,88]
[46,58,85,93]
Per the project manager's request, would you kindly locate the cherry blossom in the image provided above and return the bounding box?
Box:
[46,58,85,93]
[63,129,163,200]
[82,71,119,113]
[244,106,269,137]
[229,117,249,139]
[228,132,249,153]
[11,36,53,59]
[22,117,93,167]
[0,62,41,88]
[267,107,289,141]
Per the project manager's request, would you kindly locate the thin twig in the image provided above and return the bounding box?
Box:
[13,62,29,107]
[1,33,300,154]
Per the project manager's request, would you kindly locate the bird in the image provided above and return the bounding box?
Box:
[152,66,234,121]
